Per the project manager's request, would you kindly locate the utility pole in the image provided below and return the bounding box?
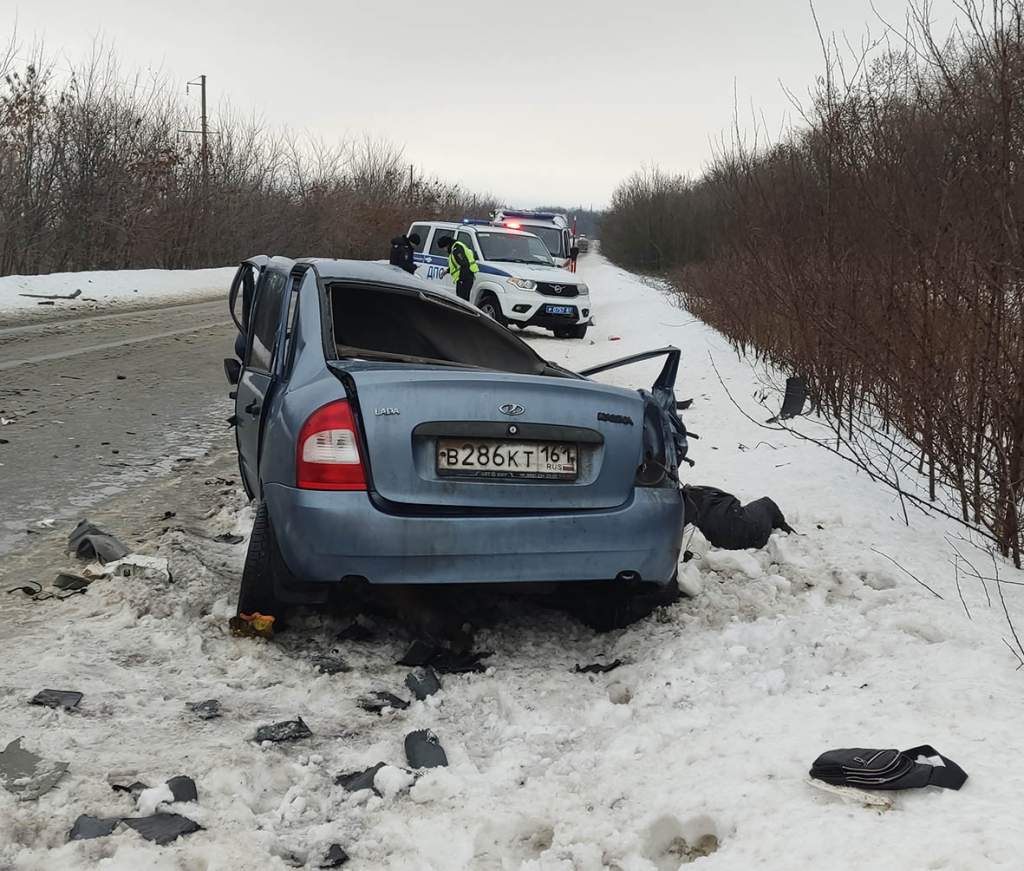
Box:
[408,163,414,202]
[185,74,209,201]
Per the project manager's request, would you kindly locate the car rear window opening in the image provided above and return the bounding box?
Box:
[328,283,552,376]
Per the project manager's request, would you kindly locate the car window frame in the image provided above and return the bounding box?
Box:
[246,268,289,374]
[428,226,455,257]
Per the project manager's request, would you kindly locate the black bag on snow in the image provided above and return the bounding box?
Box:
[810,745,967,791]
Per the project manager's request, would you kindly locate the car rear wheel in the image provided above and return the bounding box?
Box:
[576,576,680,632]
[478,294,505,326]
[237,501,286,622]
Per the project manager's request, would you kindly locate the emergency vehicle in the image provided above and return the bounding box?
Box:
[406,219,592,339]
[492,209,573,268]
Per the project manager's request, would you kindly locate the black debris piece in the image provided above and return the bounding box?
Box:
[405,667,442,701]
[110,780,149,795]
[7,581,42,597]
[677,398,694,410]
[429,649,492,675]
[574,660,624,675]
[397,638,438,667]
[67,519,129,563]
[53,573,90,591]
[19,288,82,301]
[320,843,350,868]
[31,689,83,710]
[122,813,202,845]
[337,621,374,642]
[405,729,448,769]
[254,717,312,743]
[0,738,68,799]
[161,511,176,520]
[166,775,198,803]
[683,485,794,550]
[309,654,350,675]
[69,814,120,841]
[358,691,410,715]
[778,376,808,420]
[335,762,386,794]
[213,532,245,544]
[187,699,221,720]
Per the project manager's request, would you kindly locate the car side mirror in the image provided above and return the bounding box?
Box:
[223,357,242,385]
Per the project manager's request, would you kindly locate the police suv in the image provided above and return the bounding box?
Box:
[407,220,592,339]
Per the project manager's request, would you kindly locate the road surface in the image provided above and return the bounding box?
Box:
[0,297,235,555]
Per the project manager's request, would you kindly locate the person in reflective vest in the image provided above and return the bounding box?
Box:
[438,236,479,301]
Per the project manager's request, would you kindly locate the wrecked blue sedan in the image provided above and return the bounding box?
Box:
[223,258,688,625]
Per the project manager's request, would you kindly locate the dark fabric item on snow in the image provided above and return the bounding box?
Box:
[405,729,448,769]
[574,660,623,674]
[309,654,350,675]
[810,746,967,791]
[405,667,442,700]
[0,738,68,800]
[31,689,83,709]
[69,814,120,841]
[53,573,90,591]
[122,812,202,844]
[397,639,438,667]
[213,532,245,544]
[67,519,129,563]
[335,762,386,794]
[683,486,794,550]
[166,775,198,803]
[358,691,410,714]
[430,649,491,674]
[187,699,221,720]
[320,843,350,868]
[254,717,312,743]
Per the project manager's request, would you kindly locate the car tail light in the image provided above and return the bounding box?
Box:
[296,400,367,490]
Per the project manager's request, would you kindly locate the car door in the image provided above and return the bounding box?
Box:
[235,264,290,497]
[426,226,456,288]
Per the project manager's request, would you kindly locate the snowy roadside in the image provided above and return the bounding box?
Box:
[1,252,1023,870]
[0,267,236,319]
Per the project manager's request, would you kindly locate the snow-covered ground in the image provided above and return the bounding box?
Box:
[0,267,235,316]
[2,252,1023,870]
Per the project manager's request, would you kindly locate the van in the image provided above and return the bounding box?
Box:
[493,209,572,268]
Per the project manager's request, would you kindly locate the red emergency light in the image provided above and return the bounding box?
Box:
[505,221,521,229]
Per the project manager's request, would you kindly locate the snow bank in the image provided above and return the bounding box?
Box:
[0,267,235,316]
[2,251,1023,869]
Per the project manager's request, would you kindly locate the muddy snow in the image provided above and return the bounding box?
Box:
[1,252,1023,870]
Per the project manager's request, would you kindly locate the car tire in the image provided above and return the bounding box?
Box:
[478,294,505,326]
[554,324,588,339]
[237,501,285,621]
[577,577,681,632]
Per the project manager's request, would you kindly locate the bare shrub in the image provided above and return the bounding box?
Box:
[0,42,493,275]
[602,0,1024,567]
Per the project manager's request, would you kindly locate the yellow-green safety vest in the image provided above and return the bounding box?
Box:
[448,240,480,283]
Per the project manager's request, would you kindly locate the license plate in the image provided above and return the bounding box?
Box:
[436,438,578,480]
[543,304,575,316]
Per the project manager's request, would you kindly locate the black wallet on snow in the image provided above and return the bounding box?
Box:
[810,746,967,791]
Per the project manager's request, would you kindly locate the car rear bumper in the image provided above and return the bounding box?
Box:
[263,483,683,586]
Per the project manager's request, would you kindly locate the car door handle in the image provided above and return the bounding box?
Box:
[244,400,261,417]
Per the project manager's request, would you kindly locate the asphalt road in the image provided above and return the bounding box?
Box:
[0,298,236,556]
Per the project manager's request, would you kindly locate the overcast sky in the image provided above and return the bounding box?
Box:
[3,0,958,208]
